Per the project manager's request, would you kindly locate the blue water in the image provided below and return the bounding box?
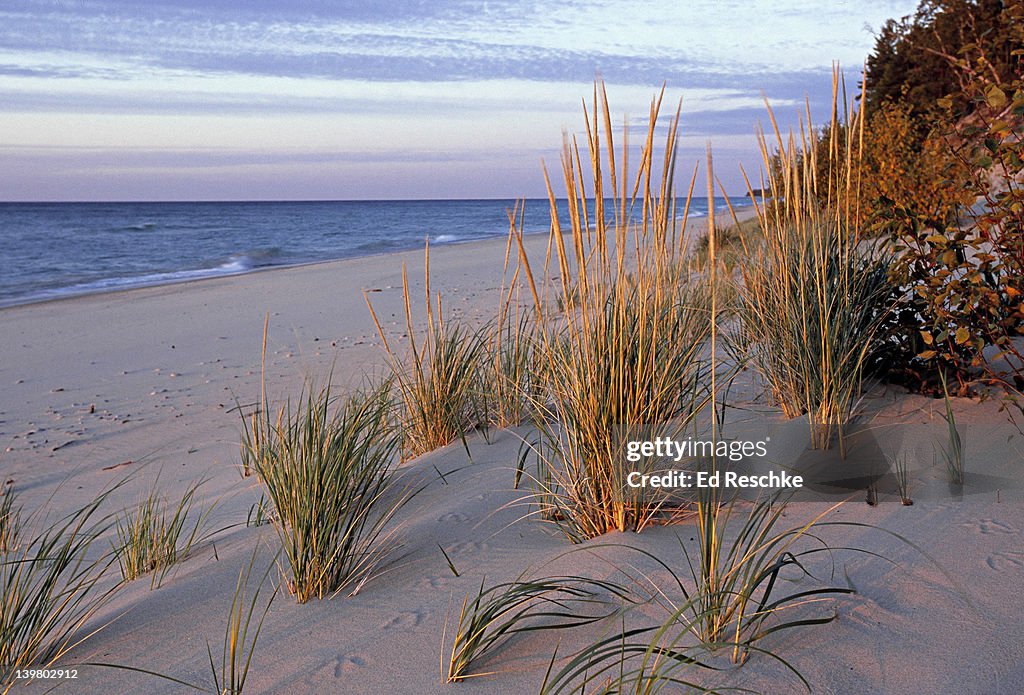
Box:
[0,198,730,307]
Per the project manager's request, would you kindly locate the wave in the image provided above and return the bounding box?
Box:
[11,251,281,305]
[70,258,256,290]
[116,222,159,232]
[433,234,459,243]
[354,239,403,253]
[216,255,253,273]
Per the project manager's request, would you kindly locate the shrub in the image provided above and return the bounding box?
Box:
[860,100,969,235]
[860,1,1023,395]
[878,83,1023,394]
[938,73,1024,392]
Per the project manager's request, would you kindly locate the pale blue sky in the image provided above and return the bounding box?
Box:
[0,0,918,201]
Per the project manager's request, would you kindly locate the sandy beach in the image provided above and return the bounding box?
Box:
[4,0,1022,691]
[2,206,1023,694]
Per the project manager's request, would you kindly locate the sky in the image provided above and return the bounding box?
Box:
[0,0,920,201]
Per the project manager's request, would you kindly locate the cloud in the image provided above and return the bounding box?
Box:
[1,0,914,84]
[0,0,920,199]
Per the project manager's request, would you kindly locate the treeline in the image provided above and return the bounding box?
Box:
[866,0,1021,120]
[861,0,1022,232]
[772,0,1023,393]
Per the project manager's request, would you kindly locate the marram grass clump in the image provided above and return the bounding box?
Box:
[366,249,488,461]
[113,478,209,588]
[511,84,715,541]
[1,488,121,692]
[737,70,894,453]
[540,492,864,694]
[445,574,631,683]
[241,378,411,602]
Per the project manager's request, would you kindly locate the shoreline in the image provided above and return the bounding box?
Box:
[0,203,753,311]
[0,229,520,314]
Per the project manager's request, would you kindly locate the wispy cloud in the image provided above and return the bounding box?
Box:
[0,0,919,199]
[0,1,902,85]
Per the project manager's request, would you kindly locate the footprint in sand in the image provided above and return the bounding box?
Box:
[382,610,425,630]
[416,575,450,590]
[979,518,1018,534]
[447,540,489,555]
[333,655,367,677]
[438,512,470,524]
[985,551,1024,571]
[966,518,1019,535]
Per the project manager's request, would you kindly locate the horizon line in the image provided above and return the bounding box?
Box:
[0,193,754,205]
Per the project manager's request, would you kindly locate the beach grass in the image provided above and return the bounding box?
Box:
[483,301,541,429]
[538,606,726,695]
[245,494,274,528]
[1,488,121,692]
[737,69,894,453]
[484,311,539,429]
[536,495,857,692]
[893,453,913,505]
[938,370,965,485]
[680,492,854,665]
[481,202,544,430]
[691,215,762,272]
[366,249,488,461]
[112,478,209,589]
[207,549,276,695]
[241,378,409,602]
[445,574,631,683]
[86,547,278,694]
[0,486,20,555]
[536,488,858,692]
[511,83,715,541]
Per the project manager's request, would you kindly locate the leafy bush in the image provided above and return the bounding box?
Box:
[882,207,1014,391]
[861,100,970,234]
[872,22,1023,394]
